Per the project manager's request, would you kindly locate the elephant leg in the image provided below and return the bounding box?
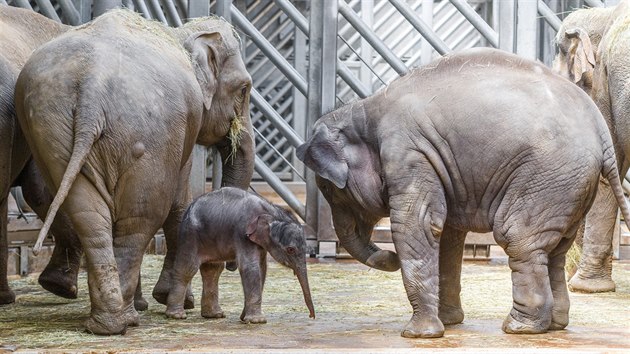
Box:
[500,230,558,335]
[438,225,467,325]
[389,185,446,338]
[134,276,148,311]
[64,179,127,335]
[548,234,577,330]
[569,179,617,293]
[238,252,267,324]
[17,160,82,299]
[153,176,194,309]
[0,195,14,305]
[200,262,225,319]
[112,218,159,327]
[165,254,199,319]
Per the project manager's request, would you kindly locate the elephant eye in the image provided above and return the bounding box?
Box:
[241,86,247,97]
[286,246,297,255]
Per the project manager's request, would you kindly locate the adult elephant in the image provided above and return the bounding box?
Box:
[14,10,254,335]
[297,48,630,338]
[553,0,630,293]
[0,5,84,305]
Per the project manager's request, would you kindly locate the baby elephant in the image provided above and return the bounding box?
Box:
[165,187,315,323]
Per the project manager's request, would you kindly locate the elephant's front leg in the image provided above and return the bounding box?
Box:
[438,225,467,325]
[570,179,617,293]
[238,252,267,324]
[390,189,446,338]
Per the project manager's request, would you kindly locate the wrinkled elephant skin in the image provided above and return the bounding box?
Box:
[298,48,630,338]
[165,187,314,323]
[553,0,630,293]
[14,10,254,335]
[0,5,83,305]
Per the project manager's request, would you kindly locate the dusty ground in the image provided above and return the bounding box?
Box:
[0,256,629,353]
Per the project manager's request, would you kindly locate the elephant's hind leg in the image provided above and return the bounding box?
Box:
[200,262,225,319]
[438,225,467,325]
[569,180,617,293]
[501,245,554,334]
[64,180,127,335]
[112,218,162,326]
[547,234,576,330]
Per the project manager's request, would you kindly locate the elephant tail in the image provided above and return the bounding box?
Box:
[601,144,630,232]
[32,126,100,256]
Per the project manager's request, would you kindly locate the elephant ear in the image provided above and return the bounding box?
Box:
[565,28,596,84]
[184,31,224,111]
[246,214,274,248]
[296,125,349,189]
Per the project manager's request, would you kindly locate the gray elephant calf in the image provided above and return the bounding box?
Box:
[165,187,315,323]
[297,48,630,338]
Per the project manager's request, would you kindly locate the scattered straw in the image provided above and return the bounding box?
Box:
[565,242,582,278]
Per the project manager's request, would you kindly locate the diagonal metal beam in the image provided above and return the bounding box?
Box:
[388,0,451,55]
[448,0,498,47]
[273,0,370,98]
[537,0,562,32]
[339,0,408,75]
[231,4,308,96]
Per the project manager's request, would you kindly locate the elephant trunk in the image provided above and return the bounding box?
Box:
[294,263,315,319]
[219,96,255,190]
[335,214,400,272]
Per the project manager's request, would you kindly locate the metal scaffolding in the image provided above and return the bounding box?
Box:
[4,0,619,255]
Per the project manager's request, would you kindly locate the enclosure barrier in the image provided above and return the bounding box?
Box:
[4,0,627,260]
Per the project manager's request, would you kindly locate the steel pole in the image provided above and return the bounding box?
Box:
[93,0,121,17]
[537,0,562,32]
[449,0,498,48]
[388,0,451,55]
[339,0,408,75]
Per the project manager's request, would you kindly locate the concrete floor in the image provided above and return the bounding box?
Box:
[1,256,629,353]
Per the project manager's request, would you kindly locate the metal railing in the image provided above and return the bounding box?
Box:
[6,0,617,249]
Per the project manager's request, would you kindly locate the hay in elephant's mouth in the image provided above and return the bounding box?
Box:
[2,255,630,350]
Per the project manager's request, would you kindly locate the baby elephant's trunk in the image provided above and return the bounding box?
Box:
[295,263,315,319]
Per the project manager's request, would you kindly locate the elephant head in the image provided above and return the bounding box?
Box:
[552,6,618,93]
[247,209,316,318]
[182,19,254,189]
[297,107,400,272]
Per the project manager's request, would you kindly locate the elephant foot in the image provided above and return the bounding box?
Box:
[184,293,195,309]
[548,321,568,331]
[240,310,266,324]
[568,271,615,293]
[134,296,149,311]
[165,306,187,320]
[201,306,225,319]
[153,286,194,309]
[438,305,464,325]
[0,289,15,305]
[123,306,140,327]
[84,312,129,335]
[400,313,444,338]
[501,313,547,334]
[38,268,78,299]
[549,309,569,331]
